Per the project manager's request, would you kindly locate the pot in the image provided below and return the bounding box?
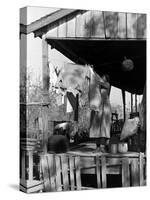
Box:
[110,144,118,154]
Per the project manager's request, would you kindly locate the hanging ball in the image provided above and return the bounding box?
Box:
[122,57,134,71]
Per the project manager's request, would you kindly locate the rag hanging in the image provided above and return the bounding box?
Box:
[88,67,102,111]
[59,62,87,91]
[66,98,73,113]
[67,92,79,121]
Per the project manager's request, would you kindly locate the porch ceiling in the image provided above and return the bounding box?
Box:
[47,38,146,95]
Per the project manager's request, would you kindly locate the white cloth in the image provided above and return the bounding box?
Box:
[66,97,73,113]
[59,62,87,90]
[89,67,102,111]
[56,94,62,106]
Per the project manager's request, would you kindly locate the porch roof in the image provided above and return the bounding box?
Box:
[47,37,146,95]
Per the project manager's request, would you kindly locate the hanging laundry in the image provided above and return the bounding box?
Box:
[67,92,77,110]
[56,94,62,106]
[49,62,58,91]
[88,67,102,111]
[66,98,73,113]
[59,62,87,91]
[66,92,79,121]
[61,94,65,105]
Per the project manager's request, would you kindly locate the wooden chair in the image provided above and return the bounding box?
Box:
[40,153,88,192]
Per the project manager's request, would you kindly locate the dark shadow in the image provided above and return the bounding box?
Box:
[9,184,19,191]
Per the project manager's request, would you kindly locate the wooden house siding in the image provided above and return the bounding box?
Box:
[43,10,146,40]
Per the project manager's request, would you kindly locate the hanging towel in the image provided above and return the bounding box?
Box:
[56,94,62,106]
[67,92,76,110]
[59,63,87,91]
[66,92,79,121]
[89,67,102,111]
[66,98,73,113]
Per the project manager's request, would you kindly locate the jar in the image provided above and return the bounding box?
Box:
[118,142,128,153]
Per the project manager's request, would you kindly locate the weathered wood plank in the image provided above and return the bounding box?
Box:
[47,155,56,191]
[95,156,101,188]
[40,155,51,191]
[139,153,145,186]
[55,155,62,191]
[58,18,67,37]
[75,11,92,37]
[117,13,126,38]
[103,11,119,38]
[41,107,49,153]
[67,17,76,37]
[127,13,138,38]
[42,35,49,92]
[91,11,105,38]
[122,158,130,187]
[61,155,69,190]
[23,9,78,35]
[136,14,146,38]
[75,156,81,190]
[69,156,75,190]
[131,159,139,186]
[101,156,107,188]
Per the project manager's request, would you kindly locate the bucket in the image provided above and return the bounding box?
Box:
[118,142,128,153]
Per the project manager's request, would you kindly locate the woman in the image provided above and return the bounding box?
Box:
[90,74,111,153]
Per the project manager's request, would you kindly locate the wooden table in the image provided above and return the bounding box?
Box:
[68,142,146,187]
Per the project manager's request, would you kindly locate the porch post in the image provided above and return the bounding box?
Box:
[122,89,126,121]
[42,34,49,102]
[135,94,137,112]
[131,93,133,113]
[42,34,49,153]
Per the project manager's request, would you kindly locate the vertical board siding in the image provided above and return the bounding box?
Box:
[91,11,105,38]
[45,11,146,39]
[75,156,81,190]
[95,156,101,188]
[101,156,107,188]
[139,153,145,186]
[40,155,51,191]
[75,11,92,37]
[67,17,76,37]
[136,14,146,38]
[131,159,140,186]
[117,13,126,38]
[58,18,67,37]
[103,11,119,38]
[47,155,56,191]
[127,13,138,38]
[61,155,69,190]
[55,156,62,191]
[69,156,75,190]
[122,158,130,187]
